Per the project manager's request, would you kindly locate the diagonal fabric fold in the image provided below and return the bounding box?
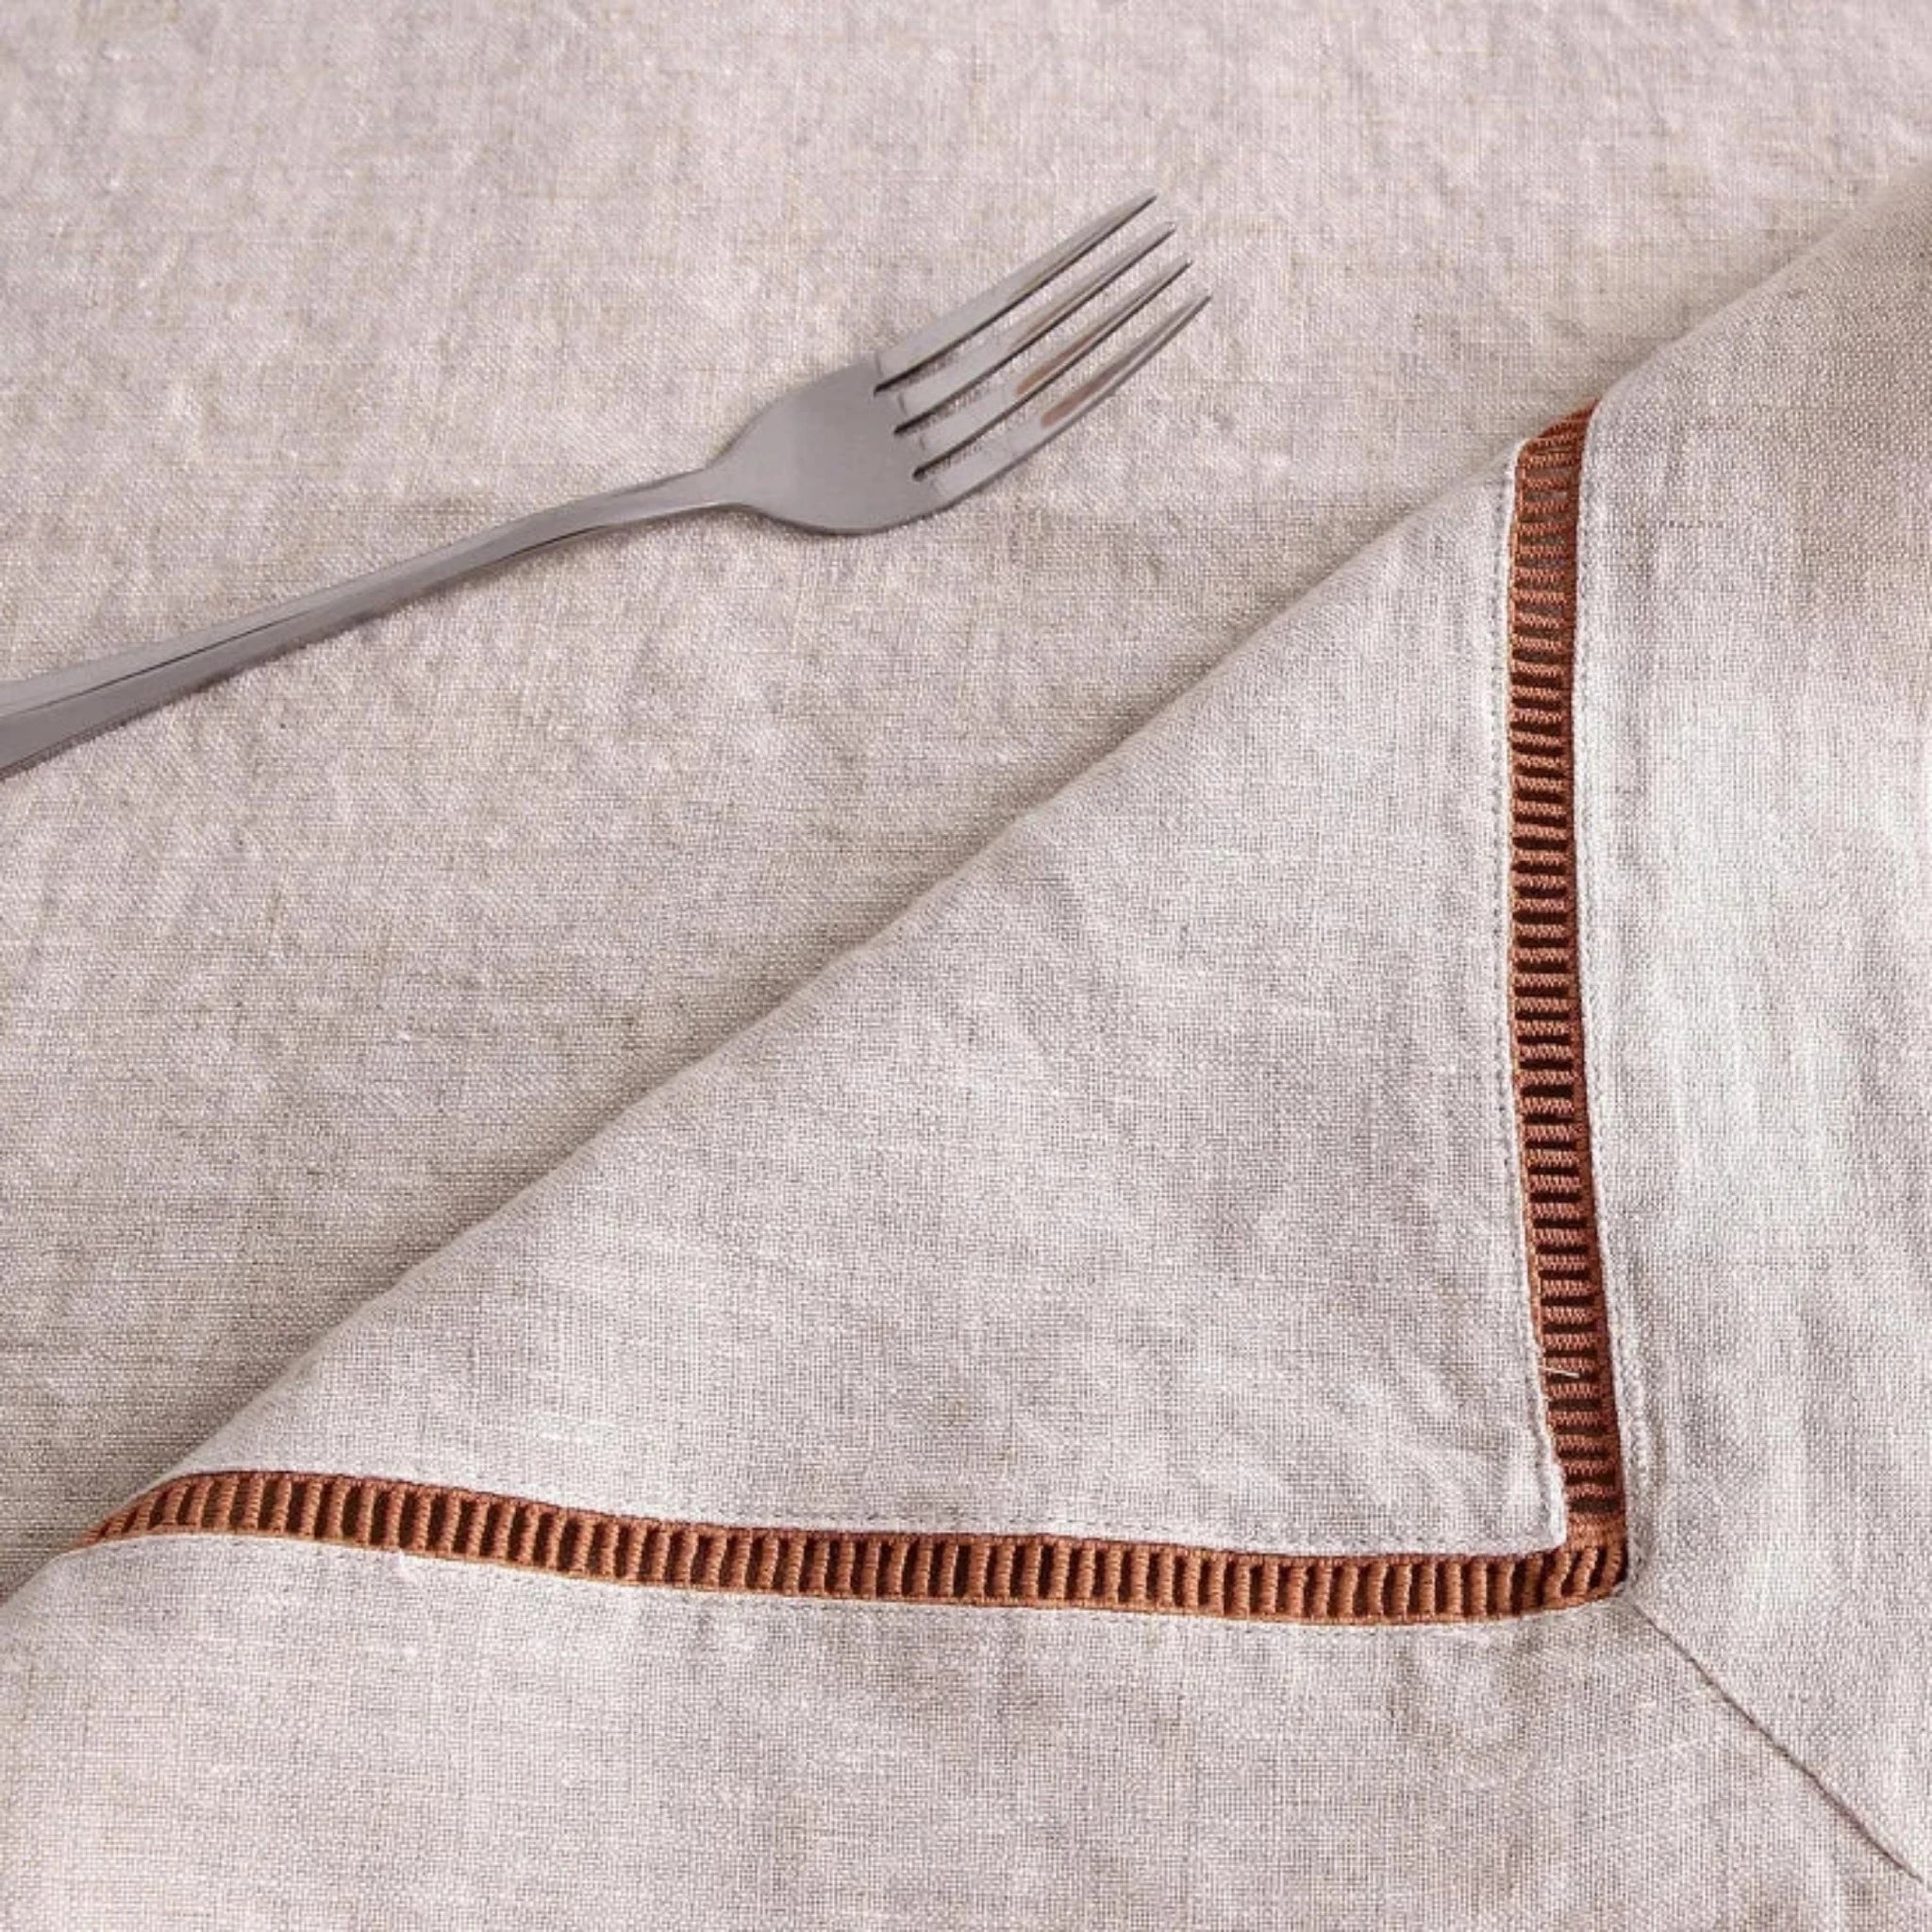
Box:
[74,408,1627,1625]
[94,424,1588,1574]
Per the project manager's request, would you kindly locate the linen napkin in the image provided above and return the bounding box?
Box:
[6,157,1932,1925]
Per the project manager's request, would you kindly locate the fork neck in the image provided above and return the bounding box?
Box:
[588,462,741,530]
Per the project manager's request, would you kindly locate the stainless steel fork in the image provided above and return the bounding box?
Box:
[0,192,1206,779]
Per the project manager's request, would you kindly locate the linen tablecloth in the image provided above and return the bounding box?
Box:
[4,3,1932,1924]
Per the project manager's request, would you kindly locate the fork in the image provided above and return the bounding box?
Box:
[0,192,1206,779]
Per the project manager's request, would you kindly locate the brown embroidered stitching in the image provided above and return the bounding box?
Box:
[82,408,1624,1624]
[1506,406,1623,1535]
[84,1468,1622,1621]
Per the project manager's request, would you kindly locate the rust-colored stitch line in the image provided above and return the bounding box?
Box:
[83,408,1624,1624]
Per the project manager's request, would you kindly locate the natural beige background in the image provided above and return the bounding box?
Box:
[3,0,1930,1596]
[8,172,1932,1925]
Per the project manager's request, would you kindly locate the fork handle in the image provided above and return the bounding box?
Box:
[0,467,728,780]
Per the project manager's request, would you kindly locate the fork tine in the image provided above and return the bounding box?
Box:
[911,258,1191,466]
[892,223,1176,423]
[874,190,1158,384]
[923,293,1209,504]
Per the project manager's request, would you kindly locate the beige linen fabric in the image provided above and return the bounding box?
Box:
[7,167,1932,1920]
[7,4,1932,1924]
[7,0,1932,1595]
[1580,178,1932,1880]
[2,1540,1924,1929]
